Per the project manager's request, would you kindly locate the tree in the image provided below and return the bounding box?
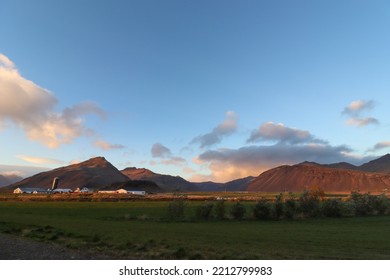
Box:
[230,202,246,220]
[298,187,324,217]
[273,193,285,219]
[284,199,298,219]
[322,198,344,217]
[196,202,214,220]
[168,199,185,220]
[253,199,272,220]
[214,200,226,219]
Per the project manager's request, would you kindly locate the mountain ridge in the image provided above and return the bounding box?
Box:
[3,153,390,193]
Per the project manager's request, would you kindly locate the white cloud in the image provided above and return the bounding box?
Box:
[0,53,107,148]
[151,143,187,167]
[247,122,326,144]
[0,53,15,69]
[151,143,172,158]
[342,100,379,127]
[69,159,81,165]
[94,139,125,151]
[346,117,379,127]
[342,100,374,115]
[16,155,65,165]
[161,156,187,166]
[369,141,390,152]
[191,111,238,148]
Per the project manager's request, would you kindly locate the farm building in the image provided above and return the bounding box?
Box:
[98,190,117,194]
[116,189,128,194]
[52,188,73,193]
[116,189,146,195]
[98,189,146,195]
[128,190,146,196]
[74,187,90,193]
[13,188,48,194]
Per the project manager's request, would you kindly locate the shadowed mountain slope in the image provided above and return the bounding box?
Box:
[121,167,197,192]
[194,176,255,191]
[314,154,390,173]
[358,154,390,173]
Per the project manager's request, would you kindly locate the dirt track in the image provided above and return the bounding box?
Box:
[0,233,102,260]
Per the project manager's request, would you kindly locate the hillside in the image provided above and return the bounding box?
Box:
[0,174,23,187]
[358,154,390,173]
[194,176,255,191]
[248,162,390,193]
[121,167,197,192]
[4,157,129,191]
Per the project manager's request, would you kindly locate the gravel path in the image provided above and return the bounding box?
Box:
[0,233,104,260]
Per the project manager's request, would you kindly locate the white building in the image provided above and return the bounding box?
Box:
[13,188,47,194]
[98,189,146,195]
[128,191,146,196]
[116,189,128,194]
[98,190,117,194]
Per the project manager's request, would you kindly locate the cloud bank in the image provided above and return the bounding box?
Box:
[0,164,49,178]
[0,53,110,148]
[195,143,368,182]
[192,120,373,182]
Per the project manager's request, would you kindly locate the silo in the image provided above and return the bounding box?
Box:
[52,177,59,190]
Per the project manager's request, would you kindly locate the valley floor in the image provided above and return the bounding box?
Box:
[1,200,390,260]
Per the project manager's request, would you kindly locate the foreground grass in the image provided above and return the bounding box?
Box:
[0,201,389,259]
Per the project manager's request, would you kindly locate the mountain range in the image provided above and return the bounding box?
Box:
[1,157,254,192]
[248,154,390,192]
[193,176,255,192]
[2,154,390,193]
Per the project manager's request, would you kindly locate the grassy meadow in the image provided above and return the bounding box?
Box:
[1,199,390,259]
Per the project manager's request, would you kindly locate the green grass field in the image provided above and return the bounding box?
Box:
[0,200,389,259]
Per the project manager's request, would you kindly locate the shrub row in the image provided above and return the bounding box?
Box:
[168,200,244,220]
[251,190,390,220]
[167,189,390,221]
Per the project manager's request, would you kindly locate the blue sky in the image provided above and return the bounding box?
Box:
[1,0,390,182]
